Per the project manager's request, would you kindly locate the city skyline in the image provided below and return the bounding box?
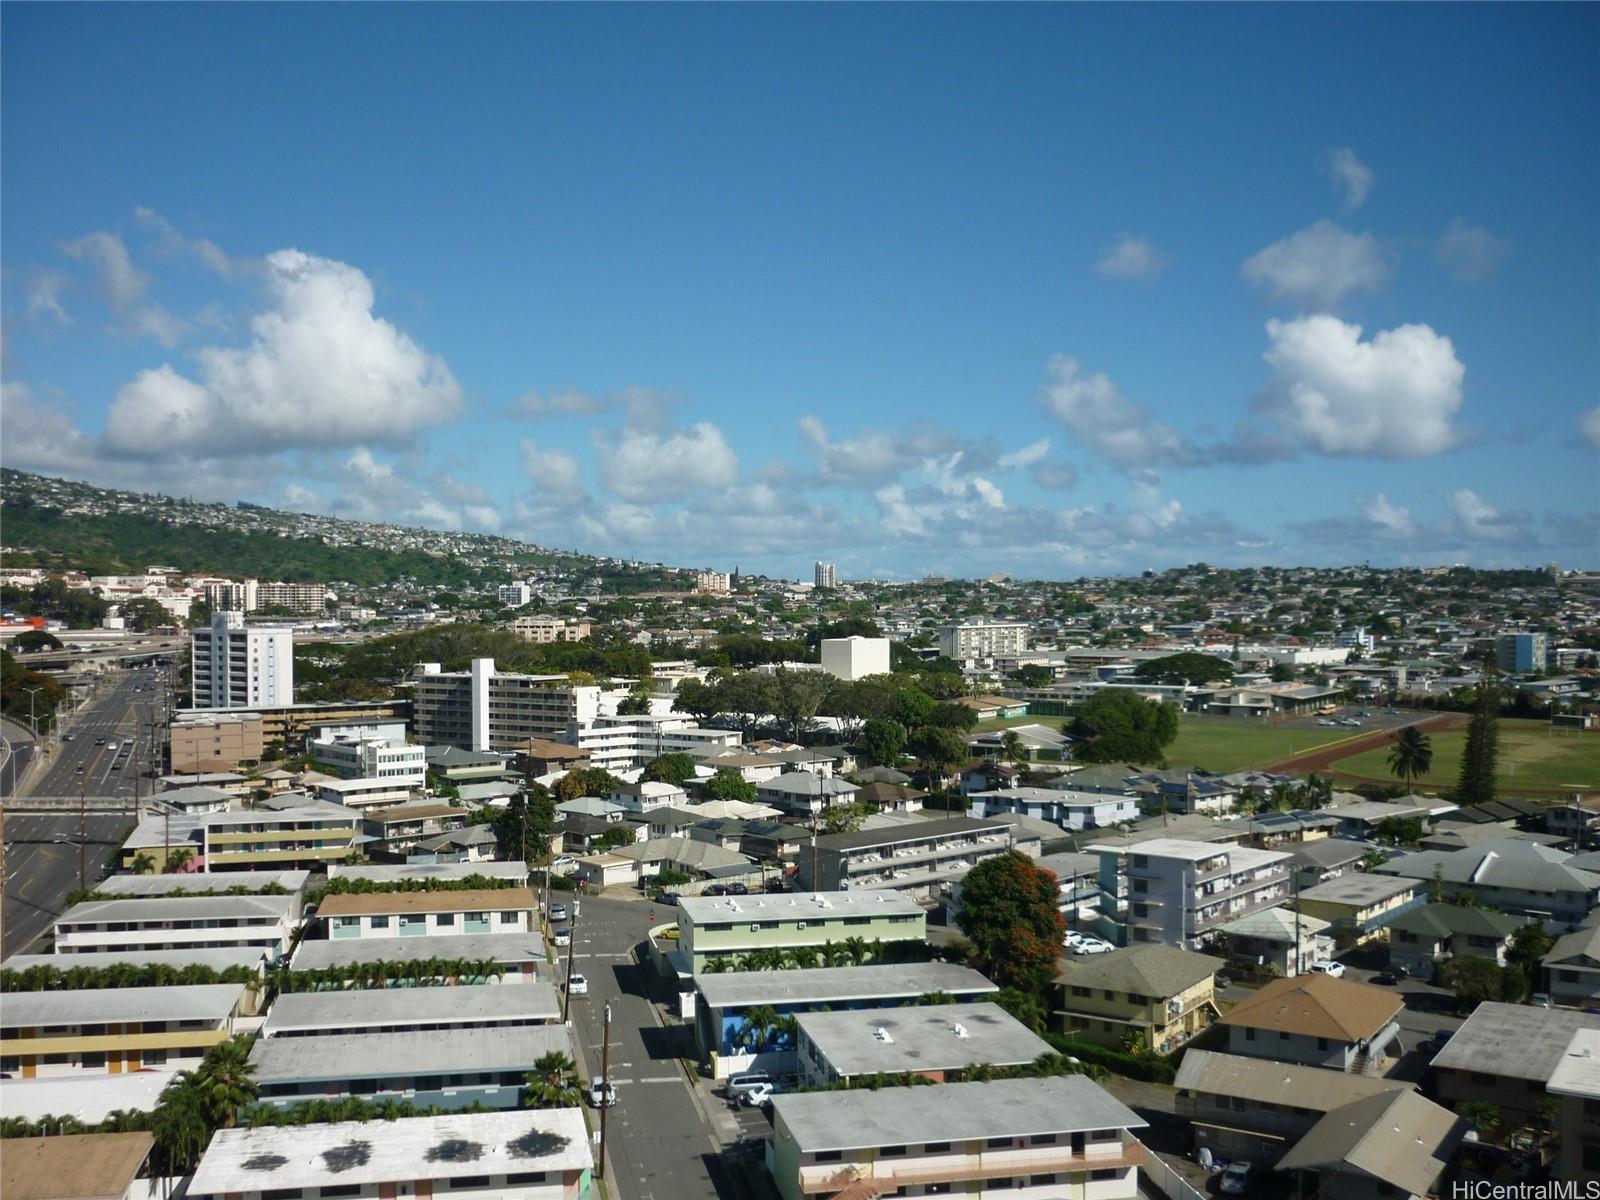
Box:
[2,5,1596,581]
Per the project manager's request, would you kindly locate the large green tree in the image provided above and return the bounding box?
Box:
[1066,690,1179,765]
[955,852,1064,992]
[1456,677,1500,806]
[771,666,832,741]
[1132,652,1234,685]
[703,768,757,804]
[642,753,697,786]
[908,725,969,783]
[860,717,907,766]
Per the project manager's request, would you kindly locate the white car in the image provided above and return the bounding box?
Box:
[567,974,589,995]
[1309,960,1346,978]
[551,927,572,947]
[589,1076,617,1107]
[740,1082,779,1107]
[550,856,577,875]
[1219,1161,1253,1195]
[1072,938,1115,956]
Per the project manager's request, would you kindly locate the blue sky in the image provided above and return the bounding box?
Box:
[3,4,1596,580]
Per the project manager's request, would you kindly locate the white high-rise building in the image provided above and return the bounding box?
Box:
[814,561,837,590]
[820,636,891,681]
[938,621,1029,660]
[695,571,731,594]
[497,582,533,608]
[412,658,600,752]
[190,611,295,709]
[201,579,258,612]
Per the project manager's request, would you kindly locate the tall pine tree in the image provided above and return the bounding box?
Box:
[1455,671,1500,806]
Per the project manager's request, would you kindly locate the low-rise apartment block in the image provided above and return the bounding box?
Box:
[1219,973,1403,1075]
[1374,838,1600,925]
[795,1002,1051,1088]
[0,1132,155,1200]
[1547,1027,1600,1186]
[170,710,265,772]
[311,732,427,789]
[768,1076,1145,1200]
[262,983,562,1038]
[793,817,1034,897]
[1052,944,1223,1055]
[199,802,362,870]
[53,893,299,957]
[969,786,1139,831]
[677,890,925,973]
[1431,1001,1600,1125]
[186,1110,593,1200]
[249,1026,568,1111]
[1382,902,1521,978]
[1090,837,1291,949]
[319,887,536,939]
[359,802,469,854]
[290,930,546,985]
[0,984,245,1077]
[1544,917,1600,1007]
[413,658,599,751]
[1295,874,1424,946]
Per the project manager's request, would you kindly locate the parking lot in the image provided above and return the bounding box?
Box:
[1277,704,1423,735]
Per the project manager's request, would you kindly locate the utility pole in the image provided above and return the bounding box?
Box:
[79,778,88,891]
[1,805,8,956]
[560,901,580,1022]
[599,1002,612,1180]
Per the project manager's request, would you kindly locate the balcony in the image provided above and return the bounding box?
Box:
[797,1141,1145,1193]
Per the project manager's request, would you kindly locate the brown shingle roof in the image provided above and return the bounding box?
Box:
[0,1133,154,1200]
[318,887,536,916]
[1218,973,1402,1042]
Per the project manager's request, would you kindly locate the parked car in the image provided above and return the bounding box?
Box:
[656,891,684,907]
[549,855,577,875]
[549,902,568,922]
[551,927,572,947]
[726,882,749,896]
[589,1076,618,1108]
[703,884,729,897]
[1528,993,1552,1008]
[1072,938,1115,956]
[1309,960,1346,978]
[725,1072,773,1102]
[1219,1161,1253,1195]
[1372,970,1403,986]
[567,974,588,995]
[740,1081,780,1107]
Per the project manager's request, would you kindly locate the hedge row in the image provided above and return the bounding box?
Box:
[1042,1032,1177,1083]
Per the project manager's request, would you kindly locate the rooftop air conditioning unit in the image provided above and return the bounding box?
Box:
[873,1027,894,1043]
[951,1023,969,1038]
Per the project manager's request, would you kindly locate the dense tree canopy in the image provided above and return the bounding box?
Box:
[642,753,697,786]
[1132,652,1234,685]
[955,851,1065,991]
[1066,690,1179,765]
[703,768,757,804]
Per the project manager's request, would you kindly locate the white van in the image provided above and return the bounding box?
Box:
[725,1072,773,1101]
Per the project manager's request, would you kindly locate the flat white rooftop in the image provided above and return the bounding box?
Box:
[0,984,244,1030]
[677,889,924,924]
[186,1109,591,1195]
[262,984,561,1036]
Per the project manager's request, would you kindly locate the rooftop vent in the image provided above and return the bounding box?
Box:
[951,1023,969,1039]
[873,1027,894,1043]
[1470,851,1497,884]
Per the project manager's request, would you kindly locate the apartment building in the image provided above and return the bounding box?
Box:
[1052,944,1223,1055]
[200,803,362,871]
[0,984,245,1078]
[320,887,536,939]
[0,1133,155,1200]
[1383,903,1521,977]
[191,610,294,708]
[254,581,330,614]
[696,571,731,594]
[677,890,925,973]
[574,713,739,773]
[768,1076,1146,1200]
[692,962,999,1080]
[1216,907,1333,978]
[819,635,890,681]
[53,894,299,956]
[311,732,427,789]
[360,803,469,854]
[938,621,1029,661]
[1295,874,1424,946]
[1544,918,1600,1007]
[1219,974,1403,1075]
[289,931,546,985]
[170,711,265,772]
[262,984,561,1038]
[1431,1002,1600,1126]
[412,658,599,751]
[201,578,258,611]
[1374,838,1600,924]
[1547,1028,1600,1186]
[314,776,417,812]
[497,582,533,608]
[796,1002,1051,1088]
[1090,837,1291,949]
[813,561,837,590]
[180,700,411,755]
[755,773,860,818]
[794,817,1034,898]
[970,786,1138,831]
[509,614,591,643]
[1497,630,1549,674]
[186,1111,593,1200]
[249,1026,568,1111]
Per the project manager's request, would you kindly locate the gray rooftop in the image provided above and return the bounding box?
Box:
[1,946,265,975]
[1277,1089,1465,1196]
[813,816,1014,853]
[695,962,998,1010]
[250,1025,570,1082]
[57,893,298,925]
[186,1110,590,1194]
[1375,840,1600,894]
[1431,1001,1600,1083]
[772,1075,1144,1152]
[328,862,529,884]
[797,1002,1051,1079]
[0,983,245,1030]
[1383,903,1522,940]
[1174,1049,1410,1112]
[1296,873,1417,907]
[1547,1029,1600,1100]
[758,774,859,796]
[262,983,561,1036]
[1035,851,1100,880]
[678,889,924,925]
[1055,944,1224,997]
[93,870,310,897]
[290,931,545,971]
[1289,839,1370,870]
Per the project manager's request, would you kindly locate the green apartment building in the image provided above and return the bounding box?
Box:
[676,890,926,973]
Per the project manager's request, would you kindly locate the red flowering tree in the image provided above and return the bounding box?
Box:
[955,851,1065,992]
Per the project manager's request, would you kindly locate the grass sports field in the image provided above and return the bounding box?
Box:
[1328,719,1600,793]
[1163,716,1349,773]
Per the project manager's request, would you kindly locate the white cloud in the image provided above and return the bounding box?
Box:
[998,438,1050,469]
[1096,236,1168,280]
[102,249,463,457]
[800,416,918,482]
[1323,148,1374,209]
[1581,408,1600,451]
[1434,219,1510,282]
[519,438,585,497]
[62,230,187,345]
[514,386,682,432]
[26,272,71,325]
[1037,355,1196,471]
[515,388,608,418]
[592,421,738,501]
[135,208,236,276]
[1241,220,1390,307]
[1259,315,1465,458]
[1448,489,1518,540]
[1359,493,1415,538]
[1029,461,1079,490]
[873,484,929,538]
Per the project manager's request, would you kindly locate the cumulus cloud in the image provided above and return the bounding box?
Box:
[1241,220,1390,307]
[1096,236,1168,280]
[998,438,1050,470]
[797,416,996,485]
[1360,493,1416,538]
[1323,148,1374,209]
[519,438,585,497]
[1448,489,1521,540]
[135,208,236,277]
[1434,219,1510,282]
[592,421,738,501]
[62,230,187,345]
[1581,408,1600,451]
[26,272,71,325]
[1037,355,1196,471]
[102,249,463,457]
[1257,315,1465,458]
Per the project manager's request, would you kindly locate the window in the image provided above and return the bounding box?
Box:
[1244,1027,1256,1041]
[1132,879,1148,894]
[500,912,520,923]
[1132,855,1148,868]
[879,1145,906,1157]
[814,1151,842,1163]
[1317,1037,1329,1051]
[1089,1170,1120,1181]
[437,913,455,926]
[1030,1177,1058,1187]
[371,916,390,929]
[923,1143,950,1153]
[1030,1134,1057,1146]
[1471,1072,1494,1085]
[985,1137,1012,1149]
[505,1174,547,1186]
[263,1190,302,1200]
[320,1187,361,1198]
[1071,986,1090,998]
[445,1178,489,1190]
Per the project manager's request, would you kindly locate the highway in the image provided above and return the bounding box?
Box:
[1,718,38,800]
[1,666,174,958]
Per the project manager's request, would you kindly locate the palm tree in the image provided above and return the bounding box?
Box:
[702,956,733,973]
[1000,730,1025,765]
[1387,726,1433,793]
[132,852,156,875]
[195,1037,258,1129]
[523,1051,580,1109]
[840,936,871,967]
[783,946,820,970]
[740,1005,779,1052]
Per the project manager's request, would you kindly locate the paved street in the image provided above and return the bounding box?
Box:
[562,895,772,1200]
